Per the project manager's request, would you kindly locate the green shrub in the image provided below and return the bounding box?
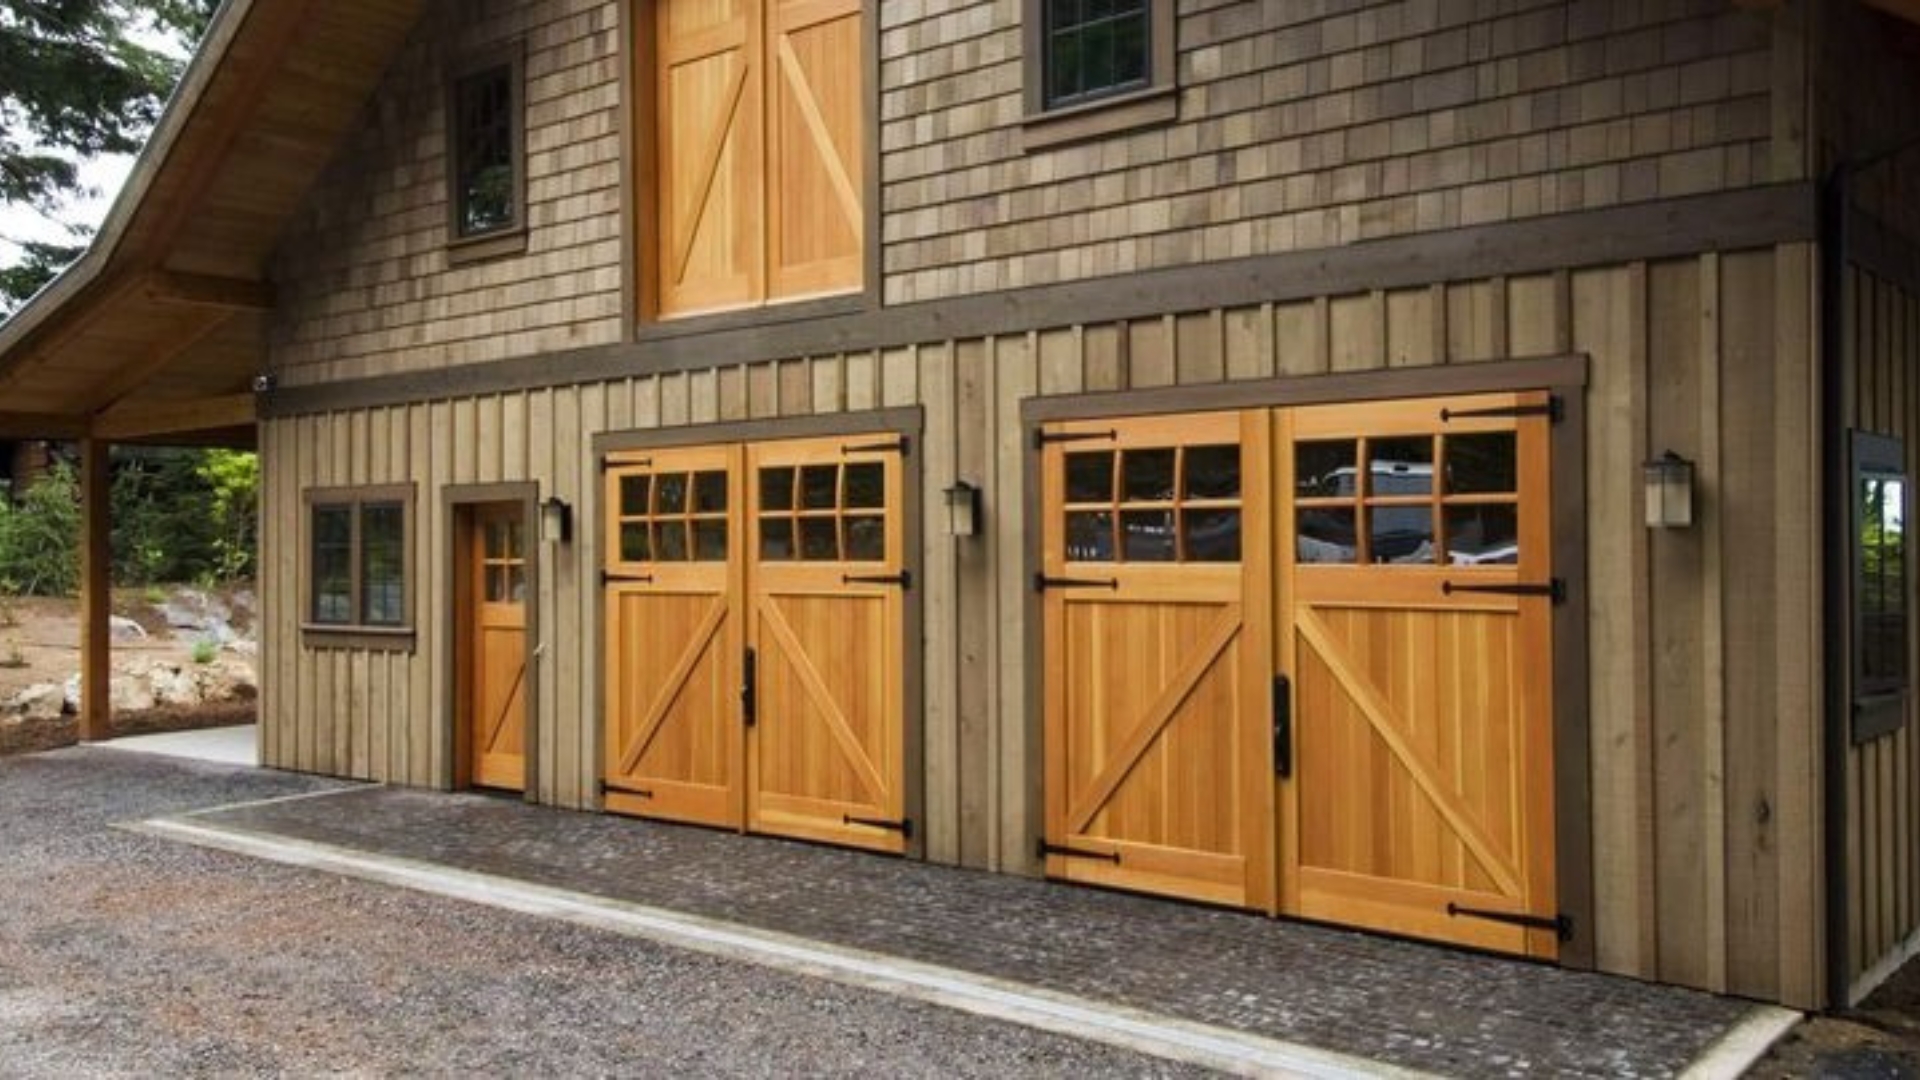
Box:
[0,463,80,596]
[190,638,218,665]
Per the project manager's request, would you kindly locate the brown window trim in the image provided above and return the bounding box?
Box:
[302,484,417,652]
[1020,0,1176,151]
[445,41,528,261]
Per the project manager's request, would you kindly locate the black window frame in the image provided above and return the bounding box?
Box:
[1021,0,1175,150]
[445,42,528,261]
[303,485,417,650]
[1853,429,1909,742]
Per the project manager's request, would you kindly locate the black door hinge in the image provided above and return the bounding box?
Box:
[1037,839,1121,863]
[1440,396,1562,424]
[1442,579,1566,604]
[1033,428,1117,450]
[843,570,912,589]
[843,436,910,456]
[741,648,757,727]
[1446,903,1574,942]
[1034,573,1119,593]
[600,779,653,799]
[843,814,913,839]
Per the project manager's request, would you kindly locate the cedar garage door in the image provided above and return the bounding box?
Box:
[603,435,909,853]
[1039,393,1559,958]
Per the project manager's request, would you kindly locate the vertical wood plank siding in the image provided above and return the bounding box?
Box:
[260,245,1825,1006]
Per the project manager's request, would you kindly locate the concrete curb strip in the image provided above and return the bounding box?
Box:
[130,812,1431,1080]
[1676,1004,1803,1080]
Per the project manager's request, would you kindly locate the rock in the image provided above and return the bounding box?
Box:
[110,616,148,642]
[149,665,199,708]
[159,589,230,634]
[110,675,156,714]
[5,683,64,721]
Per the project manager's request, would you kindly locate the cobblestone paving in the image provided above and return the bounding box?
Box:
[179,785,1763,1077]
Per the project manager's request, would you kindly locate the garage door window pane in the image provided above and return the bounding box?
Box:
[693,521,728,561]
[1298,508,1356,564]
[845,515,885,561]
[760,467,795,511]
[1067,510,1113,561]
[1123,448,1175,502]
[844,463,884,509]
[621,522,651,562]
[1121,509,1174,561]
[1183,509,1240,562]
[1444,432,1517,495]
[1297,441,1357,498]
[1183,445,1240,500]
[1066,451,1114,503]
[1372,505,1433,564]
[1445,505,1518,565]
[800,517,838,560]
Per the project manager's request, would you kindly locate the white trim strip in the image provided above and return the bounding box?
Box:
[1677,1004,1803,1080]
[130,816,1427,1080]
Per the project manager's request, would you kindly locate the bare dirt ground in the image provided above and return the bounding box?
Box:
[1751,961,1920,1077]
[0,590,255,756]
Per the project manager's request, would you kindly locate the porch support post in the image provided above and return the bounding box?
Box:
[79,438,110,742]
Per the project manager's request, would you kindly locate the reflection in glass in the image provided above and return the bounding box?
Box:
[1296,441,1358,497]
[693,471,728,513]
[1183,509,1241,562]
[620,474,650,516]
[1121,510,1175,561]
[1066,511,1113,562]
[802,465,839,510]
[844,463,884,509]
[760,519,795,561]
[620,522,650,562]
[800,517,838,560]
[1445,432,1517,494]
[1862,474,1907,686]
[655,473,688,514]
[1445,504,1519,565]
[1297,508,1356,564]
[845,515,886,561]
[1183,445,1240,500]
[1372,505,1434,564]
[1066,452,1114,503]
[656,521,688,561]
[1123,449,1176,502]
[311,505,353,623]
[361,503,406,625]
[760,467,795,511]
[693,521,728,561]
[1368,437,1434,497]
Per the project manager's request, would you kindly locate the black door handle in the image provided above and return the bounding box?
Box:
[742,648,757,727]
[1272,675,1292,778]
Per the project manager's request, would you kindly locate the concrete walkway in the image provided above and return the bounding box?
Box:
[143,781,1802,1078]
[95,723,257,766]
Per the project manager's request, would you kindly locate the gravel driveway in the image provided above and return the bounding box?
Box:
[0,747,1206,1077]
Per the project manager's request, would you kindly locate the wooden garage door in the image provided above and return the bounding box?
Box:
[1277,392,1558,958]
[1038,412,1273,909]
[746,436,909,853]
[603,445,745,827]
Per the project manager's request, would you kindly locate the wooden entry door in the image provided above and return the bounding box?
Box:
[603,445,745,827]
[465,504,529,791]
[1038,412,1273,908]
[1276,392,1558,957]
[745,436,909,853]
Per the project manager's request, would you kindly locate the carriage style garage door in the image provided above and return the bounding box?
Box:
[1040,392,1559,958]
[602,435,909,854]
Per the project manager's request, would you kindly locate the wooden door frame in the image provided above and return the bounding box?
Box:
[443,482,542,799]
[590,406,925,855]
[1019,354,1595,969]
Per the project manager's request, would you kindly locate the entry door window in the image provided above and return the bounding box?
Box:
[482,518,526,602]
[757,461,887,562]
[614,467,730,564]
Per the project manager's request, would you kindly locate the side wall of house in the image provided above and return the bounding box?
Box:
[1818,1,1920,1001]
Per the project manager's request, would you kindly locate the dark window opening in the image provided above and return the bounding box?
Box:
[1044,0,1150,108]
[447,47,525,248]
[1854,430,1909,742]
[306,489,414,634]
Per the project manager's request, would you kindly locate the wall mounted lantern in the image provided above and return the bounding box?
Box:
[1643,451,1695,529]
[541,495,573,545]
[944,480,982,538]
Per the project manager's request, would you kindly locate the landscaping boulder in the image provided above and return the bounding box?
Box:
[4,683,64,721]
[110,616,148,642]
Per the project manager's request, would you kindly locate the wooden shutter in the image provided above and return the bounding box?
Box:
[656,0,763,317]
[765,0,863,300]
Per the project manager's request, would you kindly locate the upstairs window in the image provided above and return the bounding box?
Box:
[447,45,526,255]
[1021,0,1175,147]
[647,0,866,321]
[1044,0,1150,108]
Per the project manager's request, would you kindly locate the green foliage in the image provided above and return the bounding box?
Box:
[0,461,80,595]
[189,637,216,665]
[198,448,258,583]
[108,446,256,586]
[1,0,220,315]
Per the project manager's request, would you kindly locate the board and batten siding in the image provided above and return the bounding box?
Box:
[260,243,1825,1006]
[1841,262,1920,999]
[268,0,625,388]
[879,0,1810,305]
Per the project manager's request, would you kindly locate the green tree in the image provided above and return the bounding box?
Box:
[1,0,218,314]
[0,460,80,595]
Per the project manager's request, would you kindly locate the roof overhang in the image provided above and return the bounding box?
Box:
[0,0,425,445]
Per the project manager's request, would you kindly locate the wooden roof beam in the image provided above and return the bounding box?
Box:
[76,306,237,415]
[91,393,256,442]
[142,270,275,311]
[0,411,88,440]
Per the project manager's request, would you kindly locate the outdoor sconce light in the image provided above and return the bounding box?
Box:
[1643,451,1695,529]
[541,496,573,545]
[944,480,982,538]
